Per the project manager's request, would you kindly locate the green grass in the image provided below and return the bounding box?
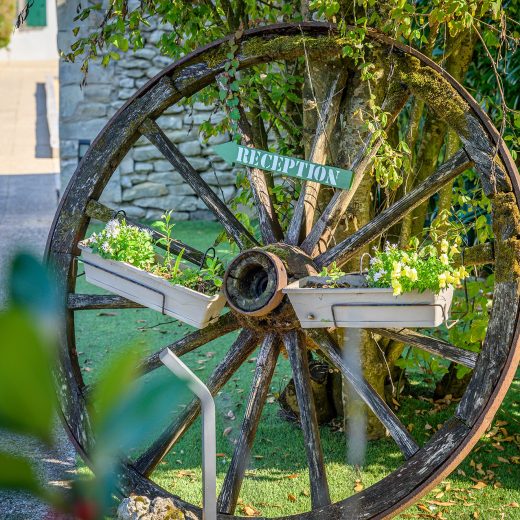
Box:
[75,221,520,519]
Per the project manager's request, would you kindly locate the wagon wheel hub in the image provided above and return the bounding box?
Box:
[223,244,317,322]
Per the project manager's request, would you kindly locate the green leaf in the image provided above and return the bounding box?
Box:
[0,452,42,495]
[0,309,56,443]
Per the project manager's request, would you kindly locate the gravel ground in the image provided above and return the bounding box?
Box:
[0,173,77,519]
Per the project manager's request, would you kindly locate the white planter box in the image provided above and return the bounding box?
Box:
[79,245,226,329]
[283,276,454,328]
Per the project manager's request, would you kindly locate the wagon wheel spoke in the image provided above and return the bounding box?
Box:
[315,149,473,269]
[137,313,240,376]
[300,87,409,255]
[139,118,258,250]
[282,330,331,509]
[67,294,144,310]
[217,332,280,514]
[306,329,420,459]
[373,328,477,369]
[219,74,283,245]
[286,72,348,245]
[134,329,258,476]
[85,199,205,265]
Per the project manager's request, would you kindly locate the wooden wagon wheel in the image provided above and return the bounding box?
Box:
[46,22,520,519]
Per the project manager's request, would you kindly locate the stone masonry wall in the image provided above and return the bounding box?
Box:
[58,2,236,221]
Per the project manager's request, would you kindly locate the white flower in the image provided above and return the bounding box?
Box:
[105,219,121,238]
[369,256,378,265]
[373,271,384,281]
[101,241,111,253]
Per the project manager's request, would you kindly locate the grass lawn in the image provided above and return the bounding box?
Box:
[74,221,520,519]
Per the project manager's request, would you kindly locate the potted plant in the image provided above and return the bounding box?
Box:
[283,240,468,328]
[78,213,226,329]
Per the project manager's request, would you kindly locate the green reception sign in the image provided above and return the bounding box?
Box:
[214,141,354,190]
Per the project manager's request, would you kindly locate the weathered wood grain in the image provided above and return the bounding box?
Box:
[373,328,477,369]
[283,330,331,509]
[134,329,258,476]
[300,417,469,519]
[48,251,93,452]
[457,281,520,425]
[300,87,409,256]
[136,313,239,375]
[218,333,280,514]
[67,293,144,310]
[315,150,472,269]
[139,118,258,250]
[46,78,179,258]
[215,72,283,245]
[307,329,419,459]
[286,71,348,245]
[85,199,205,266]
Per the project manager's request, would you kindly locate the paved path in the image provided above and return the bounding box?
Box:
[0,59,77,518]
[0,174,77,520]
[0,61,59,175]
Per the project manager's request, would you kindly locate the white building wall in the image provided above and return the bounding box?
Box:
[0,0,59,61]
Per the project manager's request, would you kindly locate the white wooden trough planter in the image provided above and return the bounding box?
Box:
[79,245,226,329]
[283,275,454,329]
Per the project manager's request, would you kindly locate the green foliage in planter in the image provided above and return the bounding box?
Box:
[85,215,224,295]
[87,218,156,270]
[0,0,15,49]
[366,240,469,296]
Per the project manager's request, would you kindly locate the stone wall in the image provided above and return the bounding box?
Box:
[58,1,236,221]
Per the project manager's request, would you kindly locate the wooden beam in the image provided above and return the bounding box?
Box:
[300,87,409,256]
[315,150,472,269]
[286,71,348,245]
[218,333,280,514]
[307,329,420,459]
[67,293,143,310]
[283,330,331,509]
[373,328,477,369]
[139,118,258,250]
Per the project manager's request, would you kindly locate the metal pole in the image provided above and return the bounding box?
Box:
[159,348,217,520]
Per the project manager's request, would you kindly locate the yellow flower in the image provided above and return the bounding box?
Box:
[391,262,402,281]
[439,253,450,266]
[403,266,418,282]
[458,266,469,279]
[450,244,460,256]
[445,272,455,285]
[440,239,449,253]
[392,279,402,296]
[438,273,447,288]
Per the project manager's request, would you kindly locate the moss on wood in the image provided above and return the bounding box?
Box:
[393,54,470,138]
[494,239,520,283]
[492,192,520,241]
[204,35,344,68]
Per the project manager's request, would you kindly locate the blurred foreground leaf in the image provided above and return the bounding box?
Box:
[0,308,56,443]
[0,451,42,495]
